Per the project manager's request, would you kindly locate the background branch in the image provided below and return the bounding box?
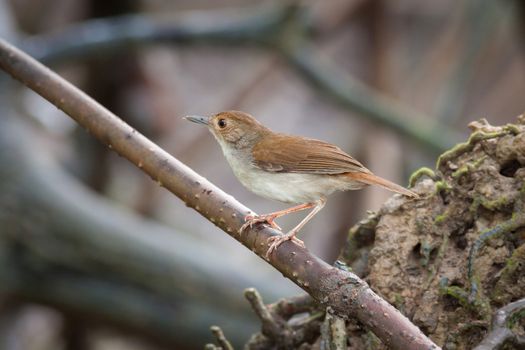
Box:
[0,38,439,350]
[18,4,459,154]
[0,102,285,346]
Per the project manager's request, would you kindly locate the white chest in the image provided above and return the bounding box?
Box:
[220,144,343,204]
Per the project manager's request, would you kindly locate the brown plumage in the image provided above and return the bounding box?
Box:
[344,171,417,198]
[252,134,366,174]
[252,133,417,198]
[185,110,419,257]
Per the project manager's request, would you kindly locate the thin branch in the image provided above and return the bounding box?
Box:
[280,45,462,154]
[210,326,234,350]
[268,294,314,320]
[473,298,525,350]
[0,38,440,350]
[0,116,277,346]
[244,288,322,348]
[244,288,288,341]
[20,6,292,64]
[320,307,347,350]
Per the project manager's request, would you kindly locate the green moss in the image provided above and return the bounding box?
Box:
[408,167,436,187]
[436,142,470,170]
[437,130,507,169]
[440,285,470,307]
[520,182,525,194]
[434,213,448,225]
[440,285,491,319]
[503,123,521,135]
[435,180,452,194]
[393,293,405,312]
[471,155,488,168]
[469,197,481,216]
[451,164,469,179]
[467,213,525,319]
[492,244,525,303]
[469,130,505,142]
[505,245,525,271]
[452,156,487,179]
[470,195,511,214]
[508,308,525,328]
[480,196,510,211]
[364,331,382,350]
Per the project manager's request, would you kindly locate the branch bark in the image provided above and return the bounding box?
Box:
[474,298,525,350]
[0,38,440,349]
[0,106,277,346]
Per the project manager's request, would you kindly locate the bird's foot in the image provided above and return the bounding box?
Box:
[239,214,282,235]
[265,232,305,258]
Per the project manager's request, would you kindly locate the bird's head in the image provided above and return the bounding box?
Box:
[184,110,268,149]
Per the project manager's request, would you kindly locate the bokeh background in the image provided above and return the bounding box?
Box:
[0,0,523,349]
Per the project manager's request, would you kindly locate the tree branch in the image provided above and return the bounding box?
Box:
[0,111,279,346]
[0,38,439,350]
[280,45,462,154]
[209,326,234,350]
[21,6,291,64]
[474,298,525,350]
[18,4,458,153]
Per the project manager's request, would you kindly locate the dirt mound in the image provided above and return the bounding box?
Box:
[342,116,525,349]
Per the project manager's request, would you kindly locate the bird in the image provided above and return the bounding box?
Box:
[185,111,418,257]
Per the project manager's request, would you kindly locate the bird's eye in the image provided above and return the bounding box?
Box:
[217,118,227,128]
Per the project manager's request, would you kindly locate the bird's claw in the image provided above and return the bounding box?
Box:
[239,214,282,235]
[265,232,305,259]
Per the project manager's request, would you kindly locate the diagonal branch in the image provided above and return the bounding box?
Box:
[0,38,440,350]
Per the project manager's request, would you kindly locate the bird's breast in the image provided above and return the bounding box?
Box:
[223,150,342,203]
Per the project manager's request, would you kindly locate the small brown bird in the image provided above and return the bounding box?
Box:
[185,111,418,257]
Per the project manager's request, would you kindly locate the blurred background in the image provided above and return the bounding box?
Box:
[0,0,523,349]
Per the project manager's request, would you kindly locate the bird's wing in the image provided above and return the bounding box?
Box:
[251,134,369,174]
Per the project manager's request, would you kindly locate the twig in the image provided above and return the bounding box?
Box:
[473,298,525,350]
[244,288,322,348]
[244,288,285,340]
[0,38,440,350]
[320,307,347,350]
[268,294,315,320]
[210,326,234,350]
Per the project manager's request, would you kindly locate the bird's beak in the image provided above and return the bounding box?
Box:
[183,115,209,126]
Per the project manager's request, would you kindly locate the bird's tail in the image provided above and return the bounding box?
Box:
[346,172,419,198]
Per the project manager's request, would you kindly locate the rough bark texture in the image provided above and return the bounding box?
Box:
[341,117,525,349]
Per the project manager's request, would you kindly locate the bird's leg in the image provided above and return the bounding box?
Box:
[266,198,326,258]
[240,202,315,233]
